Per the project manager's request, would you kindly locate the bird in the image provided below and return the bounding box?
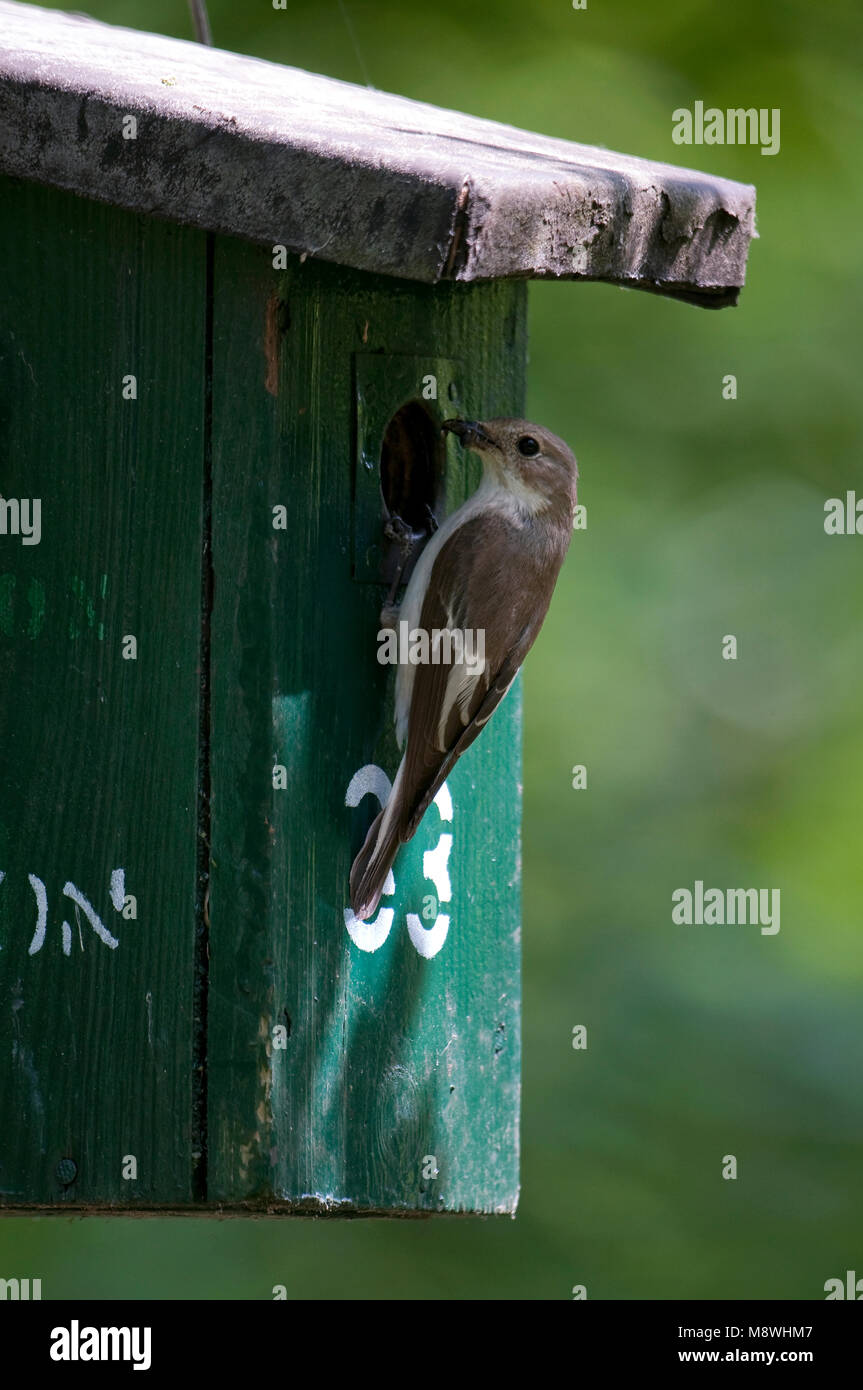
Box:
[349,416,579,922]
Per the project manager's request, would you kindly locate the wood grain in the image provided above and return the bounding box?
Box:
[0,178,205,1207]
[208,248,524,1213]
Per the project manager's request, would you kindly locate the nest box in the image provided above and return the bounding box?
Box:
[0,1,755,1214]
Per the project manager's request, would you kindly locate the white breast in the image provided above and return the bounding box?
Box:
[393,471,516,747]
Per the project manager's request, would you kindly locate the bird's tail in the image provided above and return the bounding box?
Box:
[349,783,407,923]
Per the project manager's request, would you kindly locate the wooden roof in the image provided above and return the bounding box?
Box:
[0,1,756,305]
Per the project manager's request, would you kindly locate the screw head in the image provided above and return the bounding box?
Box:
[55,1157,78,1186]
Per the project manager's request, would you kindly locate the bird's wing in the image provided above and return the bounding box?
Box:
[398,510,556,841]
[403,650,524,841]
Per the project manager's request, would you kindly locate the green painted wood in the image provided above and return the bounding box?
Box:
[208,247,525,1213]
[0,177,205,1207]
[0,180,524,1213]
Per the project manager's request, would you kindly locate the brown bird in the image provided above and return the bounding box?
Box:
[350,417,579,922]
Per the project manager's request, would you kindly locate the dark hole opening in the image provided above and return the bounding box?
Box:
[379,400,443,589]
[380,400,441,533]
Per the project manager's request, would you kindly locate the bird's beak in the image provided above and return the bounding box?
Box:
[441,418,499,452]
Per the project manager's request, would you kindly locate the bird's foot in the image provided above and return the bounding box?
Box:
[379,599,400,630]
[383,513,414,554]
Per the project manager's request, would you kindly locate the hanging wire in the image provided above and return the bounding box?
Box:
[337,0,374,89]
[188,0,214,46]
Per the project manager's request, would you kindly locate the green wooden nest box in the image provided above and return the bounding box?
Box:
[0,1,755,1214]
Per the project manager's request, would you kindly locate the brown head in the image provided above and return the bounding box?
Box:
[442,417,578,522]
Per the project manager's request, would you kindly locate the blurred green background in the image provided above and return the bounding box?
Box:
[3,0,862,1299]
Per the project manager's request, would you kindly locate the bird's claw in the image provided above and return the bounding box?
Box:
[383,513,415,553]
[379,600,400,629]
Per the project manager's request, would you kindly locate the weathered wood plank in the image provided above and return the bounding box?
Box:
[208,248,523,1213]
[0,0,754,304]
[0,178,205,1207]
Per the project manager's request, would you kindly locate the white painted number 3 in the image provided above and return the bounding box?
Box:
[343,765,452,957]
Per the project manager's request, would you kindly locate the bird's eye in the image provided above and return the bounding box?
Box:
[517,435,540,457]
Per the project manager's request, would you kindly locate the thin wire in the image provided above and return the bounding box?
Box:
[337,0,374,89]
[188,0,214,47]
